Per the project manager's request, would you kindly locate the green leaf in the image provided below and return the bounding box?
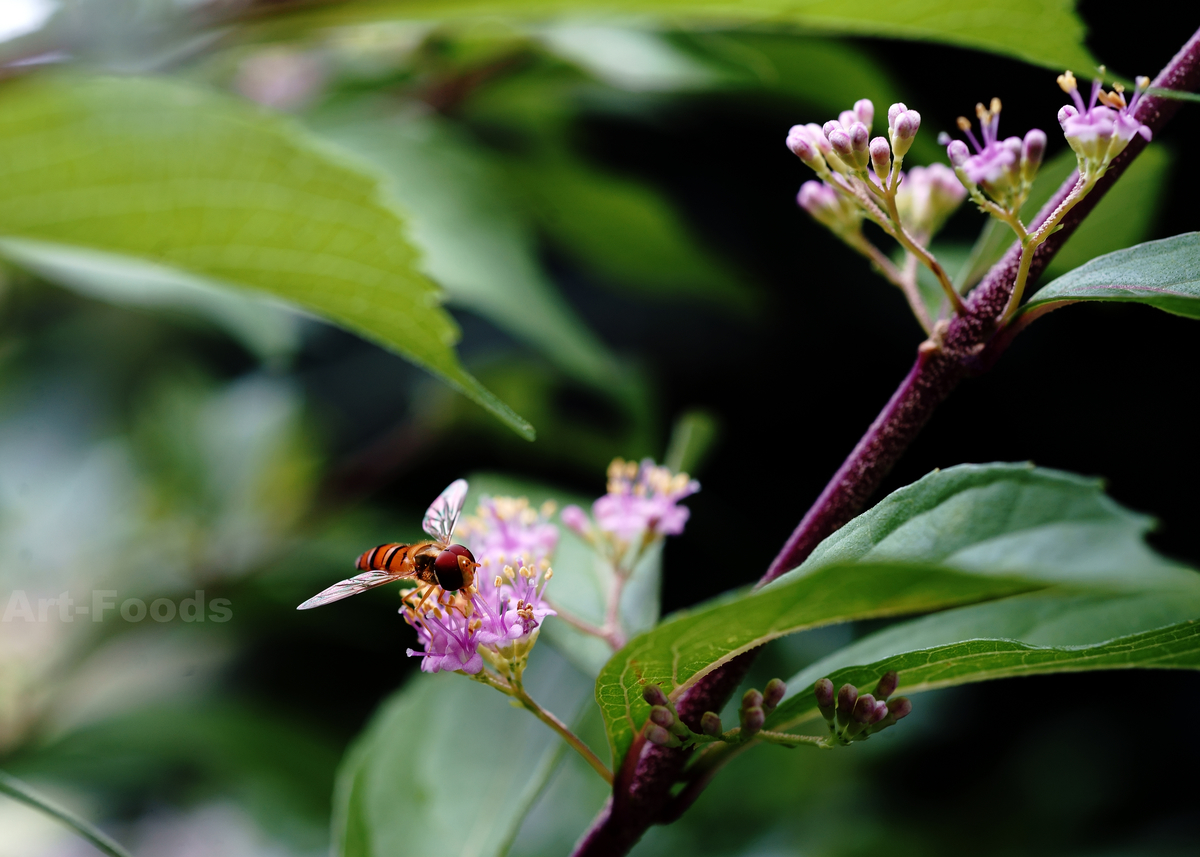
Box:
[596,564,1041,769]
[0,74,531,438]
[504,153,752,309]
[1025,232,1200,319]
[0,770,131,857]
[766,462,1200,732]
[769,620,1200,735]
[308,107,622,388]
[333,645,593,857]
[273,0,1095,71]
[0,237,303,363]
[664,409,718,475]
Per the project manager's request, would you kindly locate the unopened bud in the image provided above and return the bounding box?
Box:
[643,685,669,708]
[887,102,907,128]
[815,678,836,723]
[741,706,765,737]
[872,699,889,723]
[700,711,723,737]
[1057,104,1078,127]
[742,688,763,711]
[649,705,674,728]
[836,683,858,728]
[854,98,875,131]
[827,128,854,159]
[947,139,970,168]
[763,678,786,714]
[891,110,920,156]
[823,120,843,140]
[873,671,898,700]
[1022,128,1046,181]
[852,692,878,724]
[839,109,857,130]
[869,136,891,183]
[646,724,680,747]
[888,697,913,721]
[786,125,826,171]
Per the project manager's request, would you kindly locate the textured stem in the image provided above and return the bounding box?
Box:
[571,26,1200,857]
[513,686,614,785]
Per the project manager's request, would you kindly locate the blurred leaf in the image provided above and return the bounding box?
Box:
[596,565,1041,769]
[0,74,531,438]
[0,770,132,857]
[770,620,1200,735]
[309,107,622,388]
[957,144,1171,292]
[272,0,1095,71]
[537,23,717,92]
[0,238,303,363]
[504,153,753,309]
[664,409,718,475]
[333,645,593,857]
[1025,232,1200,320]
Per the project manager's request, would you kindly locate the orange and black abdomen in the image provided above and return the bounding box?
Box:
[356,543,409,572]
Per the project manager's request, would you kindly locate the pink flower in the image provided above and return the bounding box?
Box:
[404,596,485,674]
[1057,70,1151,171]
[895,164,966,237]
[592,458,700,541]
[942,98,1046,210]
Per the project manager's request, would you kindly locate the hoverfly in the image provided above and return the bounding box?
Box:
[296,479,480,611]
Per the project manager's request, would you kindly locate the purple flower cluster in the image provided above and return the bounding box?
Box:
[564,458,700,543]
[402,496,558,674]
[943,98,1046,209]
[1057,70,1152,172]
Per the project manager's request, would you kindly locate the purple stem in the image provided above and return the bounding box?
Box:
[572,26,1200,857]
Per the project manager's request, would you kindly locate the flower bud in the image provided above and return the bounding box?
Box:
[888,697,913,720]
[887,102,907,128]
[815,678,836,722]
[797,181,862,237]
[827,128,854,159]
[700,711,723,737]
[1057,104,1078,125]
[646,724,680,747]
[852,692,878,724]
[740,706,765,737]
[891,110,920,156]
[742,688,763,711]
[869,136,891,184]
[560,504,590,536]
[873,671,898,700]
[649,705,674,728]
[847,122,871,170]
[947,139,970,168]
[643,684,669,708]
[854,98,875,131]
[762,678,786,714]
[836,683,858,728]
[786,125,826,171]
[839,110,857,130]
[1021,128,1047,182]
[823,120,843,140]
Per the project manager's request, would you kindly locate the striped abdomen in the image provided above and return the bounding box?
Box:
[356,543,412,572]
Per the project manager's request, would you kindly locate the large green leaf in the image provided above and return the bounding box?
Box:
[599,462,1198,770]
[333,645,593,857]
[595,565,1041,769]
[309,108,621,388]
[1025,232,1200,320]
[0,75,531,438]
[271,0,1095,71]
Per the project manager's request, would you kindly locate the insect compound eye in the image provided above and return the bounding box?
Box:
[434,549,466,591]
[445,544,476,564]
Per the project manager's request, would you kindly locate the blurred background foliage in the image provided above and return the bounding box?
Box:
[0,0,1198,855]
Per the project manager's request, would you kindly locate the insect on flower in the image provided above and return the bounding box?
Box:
[296,479,480,610]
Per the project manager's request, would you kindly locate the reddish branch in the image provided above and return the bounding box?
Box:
[572,25,1200,857]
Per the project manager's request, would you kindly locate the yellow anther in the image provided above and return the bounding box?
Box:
[990,97,1002,114]
[1098,90,1126,109]
[494,575,503,587]
[505,565,516,580]
[544,567,554,580]
[1113,82,1125,93]
[957,116,972,131]
[1058,70,1078,93]
[975,102,988,121]
[1136,75,1150,89]
[540,500,557,518]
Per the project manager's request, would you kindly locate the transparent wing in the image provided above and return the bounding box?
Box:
[422,478,468,544]
[296,569,405,610]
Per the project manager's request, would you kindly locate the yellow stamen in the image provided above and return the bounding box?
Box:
[540,500,557,517]
[1058,70,1077,93]
[1136,75,1150,90]
[990,97,1002,114]
[957,116,972,131]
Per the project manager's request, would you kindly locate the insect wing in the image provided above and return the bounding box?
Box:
[422,478,468,544]
[296,569,404,610]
